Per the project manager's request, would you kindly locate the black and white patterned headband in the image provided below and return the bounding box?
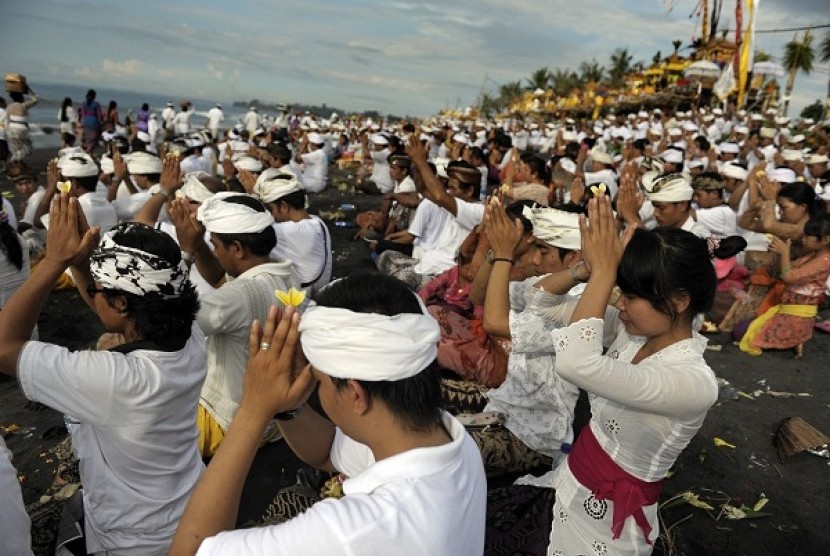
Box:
[90,223,189,298]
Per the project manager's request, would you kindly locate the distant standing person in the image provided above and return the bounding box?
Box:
[58,97,75,134]
[162,102,176,140]
[207,103,224,140]
[79,89,103,153]
[102,100,120,146]
[136,103,151,134]
[174,101,194,137]
[6,84,38,171]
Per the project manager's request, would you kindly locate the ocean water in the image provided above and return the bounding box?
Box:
[9,82,249,148]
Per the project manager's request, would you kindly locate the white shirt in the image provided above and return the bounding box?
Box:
[196,412,486,556]
[18,326,208,555]
[112,188,153,222]
[681,214,711,238]
[408,199,484,276]
[244,110,259,133]
[2,198,18,230]
[19,186,45,226]
[0,437,32,555]
[370,148,393,193]
[271,216,331,294]
[0,106,7,140]
[198,260,299,430]
[485,278,592,459]
[695,203,737,237]
[161,107,175,129]
[173,109,193,135]
[583,168,618,198]
[300,148,328,193]
[156,222,215,297]
[207,107,224,130]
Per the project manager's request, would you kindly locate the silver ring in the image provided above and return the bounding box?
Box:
[260,342,270,351]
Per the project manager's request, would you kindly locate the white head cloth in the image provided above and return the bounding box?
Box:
[58,153,98,177]
[768,168,797,183]
[645,174,694,202]
[126,152,162,175]
[90,223,189,297]
[99,155,115,175]
[254,167,304,203]
[197,191,274,233]
[233,155,263,172]
[299,298,440,381]
[179,172,215,203]
[721,164,748,181]
[522,206,581,250]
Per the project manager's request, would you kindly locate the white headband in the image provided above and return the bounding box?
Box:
[197,192,274,233]
[522,206,582,250]
[299,301,440,381]
[90,224,189,298]
[254,167,304,203]
[179,172,215,203]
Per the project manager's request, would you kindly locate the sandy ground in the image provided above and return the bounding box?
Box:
[1,148,829,555]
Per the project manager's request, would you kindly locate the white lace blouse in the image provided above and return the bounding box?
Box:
[551,315,718,482]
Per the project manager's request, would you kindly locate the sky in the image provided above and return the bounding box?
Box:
[1,0,827,117]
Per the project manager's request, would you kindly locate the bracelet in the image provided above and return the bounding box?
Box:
[492,257,513,264]
[570,263,587,283]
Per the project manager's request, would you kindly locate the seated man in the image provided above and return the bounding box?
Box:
[170,192,300,457]
[620,172,710,238]
[253,167,332,294]
[12,171,47,258]
[170,273,487,556]
[691,172,737,238]
[376,141,484,290]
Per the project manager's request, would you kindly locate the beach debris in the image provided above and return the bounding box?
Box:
[705,343,722,351]
[737,391,756,401]
[716,378,738,401]
[275,287,306,308]
[806,446,830,459]
[720,502,772,520]
[753,494,769,512]
[680,491,714,511]
[774,416,830,463]
[1,190,14,199]
[714,437,736,449]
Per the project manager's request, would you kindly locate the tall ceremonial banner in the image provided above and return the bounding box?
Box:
[737,0,759,108]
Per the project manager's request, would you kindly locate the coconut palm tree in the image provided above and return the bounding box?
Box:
[652,51,662,65]
[551,68,579,96]
[782,30,815,116]
[608,47,633,88]
[498,80,524,110]
[672,39,682,56]
[579,59,605,84]
[526,67,552,92]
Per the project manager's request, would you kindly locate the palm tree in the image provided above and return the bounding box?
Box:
[672,39,682,56]
[579,59,605,84]
[498,80,524,110]
[526,67,551,92]
[821,31,830,114]
[782,30,815,116]
[551,68,579,96]
[652,51,662,65]
[608,47,633,88]
[754,50,772,63]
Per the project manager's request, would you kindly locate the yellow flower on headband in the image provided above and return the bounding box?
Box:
[275,287,306,307]
[590,183,607,198]
[57,181,72,194]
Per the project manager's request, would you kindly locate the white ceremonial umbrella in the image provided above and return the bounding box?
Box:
[684,60,721,79]
[752,61,785,78]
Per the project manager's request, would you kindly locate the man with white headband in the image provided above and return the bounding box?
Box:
[135,158,227,297]
[625,173,709,238]
[463,201,587,475]
[172,191,300,456]
[294,130,328,193]
[254,167,332,293]
[359,132,393,194]
[691,172,737,237]
[0,197,205,555]
[35,153,117,234]
[108,151,163,222]
[171,273,486,556]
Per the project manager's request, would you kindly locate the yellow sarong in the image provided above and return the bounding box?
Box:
[197,404,283,458]
[739,304,818,356]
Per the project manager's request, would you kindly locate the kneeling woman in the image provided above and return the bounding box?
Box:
[548,196,717,555]
[0,195,206,555]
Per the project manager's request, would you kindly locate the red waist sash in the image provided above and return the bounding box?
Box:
[567,423,663,544]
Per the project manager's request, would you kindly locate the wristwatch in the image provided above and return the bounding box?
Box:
[275,407,302,421]
[570,262,587,283]
[486,249,514,265]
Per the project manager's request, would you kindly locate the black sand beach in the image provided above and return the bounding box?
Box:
[1,147,829,555]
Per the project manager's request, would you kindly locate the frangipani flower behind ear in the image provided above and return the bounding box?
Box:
[57,181,72,194]
[590,183,607,198]
[275,287,306,307]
